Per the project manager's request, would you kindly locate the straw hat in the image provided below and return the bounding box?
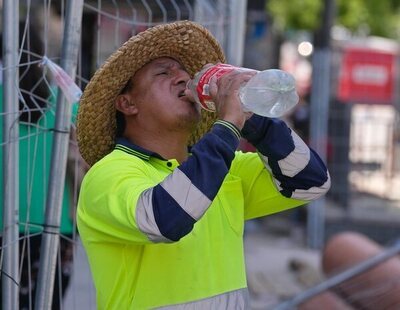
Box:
[77,20,225,166]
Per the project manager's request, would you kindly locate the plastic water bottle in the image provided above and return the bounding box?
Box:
[187,64,299,118]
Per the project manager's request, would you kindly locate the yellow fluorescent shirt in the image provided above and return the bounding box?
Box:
[77,149,304,309]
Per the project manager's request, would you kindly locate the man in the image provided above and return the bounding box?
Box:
[76,21,330,309]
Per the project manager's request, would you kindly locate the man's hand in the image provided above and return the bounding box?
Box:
[208,69,256,130]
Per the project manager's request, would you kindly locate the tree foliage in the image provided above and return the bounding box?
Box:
[267,0,323,31]
[266,0,400,39]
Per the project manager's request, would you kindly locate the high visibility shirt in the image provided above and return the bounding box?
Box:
[77,117,330,309]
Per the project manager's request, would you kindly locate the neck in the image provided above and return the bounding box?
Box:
[124,128,190,163]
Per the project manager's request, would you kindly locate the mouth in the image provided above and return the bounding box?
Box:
[178,88,197,105]
[178,90,186,98]
[178,90,195,105]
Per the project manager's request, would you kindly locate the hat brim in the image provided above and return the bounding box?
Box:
[77,21,225,166]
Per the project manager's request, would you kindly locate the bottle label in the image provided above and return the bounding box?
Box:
[196,64,236,111]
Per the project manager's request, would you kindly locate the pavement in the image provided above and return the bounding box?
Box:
[244,220,323,310]
[63,239,96,310]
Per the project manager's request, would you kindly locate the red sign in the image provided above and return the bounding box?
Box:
[337,48,396,104]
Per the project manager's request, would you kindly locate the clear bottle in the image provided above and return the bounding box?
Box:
[187,64,299,118]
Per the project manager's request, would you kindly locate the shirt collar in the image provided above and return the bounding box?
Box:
[114,137,165,161]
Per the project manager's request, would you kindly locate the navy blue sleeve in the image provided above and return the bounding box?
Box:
[241,114,330,200]
[144,121,241,241]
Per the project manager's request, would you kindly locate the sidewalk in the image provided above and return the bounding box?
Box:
[244,224,322,310]
[63,241,96,309]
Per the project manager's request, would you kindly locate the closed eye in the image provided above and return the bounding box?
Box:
[156,71,168,76]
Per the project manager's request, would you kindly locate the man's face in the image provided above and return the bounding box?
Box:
[128,57,201,135]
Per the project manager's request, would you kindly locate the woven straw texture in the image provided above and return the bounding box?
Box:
[77,20,225,166]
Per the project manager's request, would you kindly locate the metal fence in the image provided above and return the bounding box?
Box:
[1,1,246,309]
[2,0,400,309]
[324,41,400,247]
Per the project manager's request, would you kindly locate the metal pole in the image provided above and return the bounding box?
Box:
[34,1,83,309]
[193,0,221,43]
[307,0,335,249]
[1,0,20,309]
[273,240,400,310]
[226,0,247,67]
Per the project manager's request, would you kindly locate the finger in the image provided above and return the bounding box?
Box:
[184,86,196,102]
[208,75,218,98]
[217,71,255,93]
[219,69,255,83]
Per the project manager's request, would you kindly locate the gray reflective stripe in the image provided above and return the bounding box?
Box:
[258,153,272,173]
[278,131,310,177]
[263,164,331,201]
[157,288,249,309]
[160,168,211,220]
[258,153,281,193]
[136,188,172,243]
[292,175,331,200]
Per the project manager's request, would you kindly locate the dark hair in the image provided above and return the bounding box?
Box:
[115,78,133,137]
[120,77,133,95]
[115,110,125,138]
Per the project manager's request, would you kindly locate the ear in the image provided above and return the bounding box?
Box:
[115,94,138,116]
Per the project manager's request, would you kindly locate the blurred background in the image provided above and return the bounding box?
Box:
[1,0,399,309]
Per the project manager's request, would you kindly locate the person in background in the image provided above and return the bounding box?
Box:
[0,21,86,309]
[76,21,330,309]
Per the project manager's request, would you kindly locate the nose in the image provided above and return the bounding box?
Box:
[173,67,190,85]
